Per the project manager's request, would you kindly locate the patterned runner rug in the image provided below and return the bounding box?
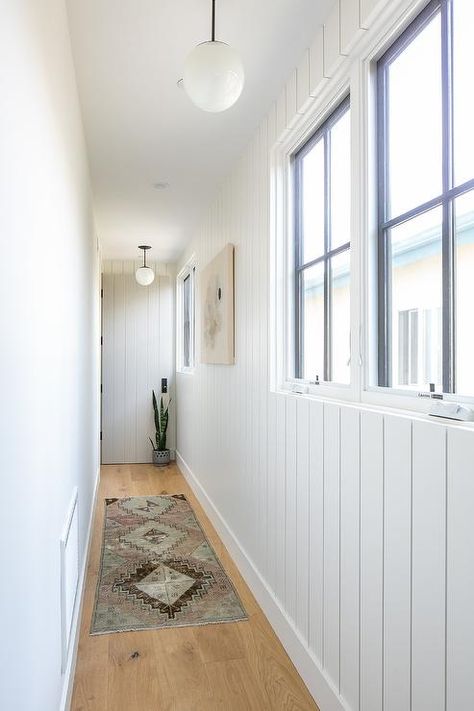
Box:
[91,494,247,634]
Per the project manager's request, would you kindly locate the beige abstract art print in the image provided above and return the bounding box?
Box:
[200,244,235,364]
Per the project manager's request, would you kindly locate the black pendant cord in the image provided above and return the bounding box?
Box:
[139,245,151,268]
[211,0,216,41]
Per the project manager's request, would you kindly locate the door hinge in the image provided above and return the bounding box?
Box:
[100,431,102,441]
[100,336,103,346]
[100,384,103,394]
[101,288,103,298]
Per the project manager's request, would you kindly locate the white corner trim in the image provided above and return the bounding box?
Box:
[59,466,101,711]
[175,451,349,711]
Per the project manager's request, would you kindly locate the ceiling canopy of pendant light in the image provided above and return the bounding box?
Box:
[135,245,155,286]
[182,0,244,113]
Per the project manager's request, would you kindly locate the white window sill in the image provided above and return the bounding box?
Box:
[177,367,195,376]
[277,380,474,430]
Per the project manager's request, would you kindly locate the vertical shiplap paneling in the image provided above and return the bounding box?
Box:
[360,0,381,29]
[340,0,366,55]
[276,85,287,141]
[134,274,150,463]
[112,261,125,463]
[412,421,446,711]
[360,411,384,711]
[285,395,298,622]
[101,270,113,464]
[286,68,298,129]
[275,393,287,606]
[308,399,324,662]
[255,118,268,578]
[323,403,340,687]
[309,26,326,96]
[296,397,310,642]
[266,393,278,595]
[446,428,474,710]
[296,48,312,114]
[323,2,344,77]
[383,415,412,711]
[158,274,173,460]
[339,406,360,711]
[101,267,173,463]
[123,269,137,462]
[172,2,474,704]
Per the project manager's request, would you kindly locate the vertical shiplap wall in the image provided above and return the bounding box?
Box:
[176,0,474,709]
[102,260,175,464]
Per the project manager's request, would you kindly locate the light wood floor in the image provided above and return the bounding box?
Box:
[71,463,319,711]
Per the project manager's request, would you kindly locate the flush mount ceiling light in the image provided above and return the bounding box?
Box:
[182,0,244,113]
[135,245,155,286]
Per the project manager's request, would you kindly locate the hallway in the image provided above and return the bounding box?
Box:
[71,464,318,711]
[3,1,474,709]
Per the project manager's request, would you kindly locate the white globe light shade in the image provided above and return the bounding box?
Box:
[135,266,155,286]
[183,41,244,113]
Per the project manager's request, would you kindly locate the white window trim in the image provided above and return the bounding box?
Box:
[270,0,474,415]
[176,256,196,374]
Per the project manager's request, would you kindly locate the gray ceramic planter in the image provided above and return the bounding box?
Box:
[152,449,170,467]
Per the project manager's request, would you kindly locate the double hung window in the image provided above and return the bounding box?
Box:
[377,0,474,395]
[294,97,351,385]
[178,264,195,371]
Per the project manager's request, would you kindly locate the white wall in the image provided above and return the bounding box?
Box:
[101,260,176,464]
[0,2,100,710]
[176,0,474,709]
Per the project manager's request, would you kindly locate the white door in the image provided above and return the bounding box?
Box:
[101,262,174,464]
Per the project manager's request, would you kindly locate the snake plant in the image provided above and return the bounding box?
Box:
[149,390,170,451]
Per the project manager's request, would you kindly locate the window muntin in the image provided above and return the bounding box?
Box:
[377,0,474,395]
[294,97,351,384]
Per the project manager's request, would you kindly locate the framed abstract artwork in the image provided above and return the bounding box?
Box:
[200,243,235,364]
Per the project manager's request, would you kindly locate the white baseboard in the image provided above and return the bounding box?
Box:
[175,451,348,711]
[59,465,101,711]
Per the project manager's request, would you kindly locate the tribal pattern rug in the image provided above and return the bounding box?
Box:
[90,494,247,634]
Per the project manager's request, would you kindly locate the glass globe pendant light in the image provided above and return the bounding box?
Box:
[183,0,244,113]
[135,245,155,286]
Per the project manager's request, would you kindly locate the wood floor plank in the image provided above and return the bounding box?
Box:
[239,612,318,710]
[70,463,319,711]
[107,631,171,711]
[71,635,109,711]
[152,627,213,708]
[204,658,272,710]
[193,620,246,663]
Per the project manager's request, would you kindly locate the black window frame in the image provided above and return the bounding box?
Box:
[180,265,195,370]
[294,95,351,382]
[377,0,474,393]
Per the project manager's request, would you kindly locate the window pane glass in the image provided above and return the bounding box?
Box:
[386,12,442,218]
[183,274,191,368]
[301,138,325,263]
[330,109,351,249]
[455,190,474,394]
[453,0,474,186]
[389,207,443,390]
[302,263,324,380]
[330,249,350,383]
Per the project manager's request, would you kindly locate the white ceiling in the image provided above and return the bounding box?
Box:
[66,0,332,261]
